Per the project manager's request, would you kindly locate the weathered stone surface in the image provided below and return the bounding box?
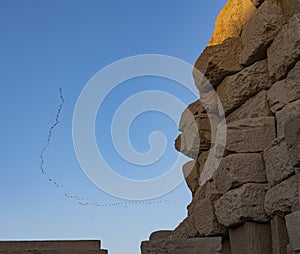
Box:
[240,0,285,66]
[271,215,289,254]
[170,216,198,239]
[182,160,200,195]
[268,61,300,112]
[209,0,256,46]
[193,37,243,88]
[265,175,299,216]
[285,210,300,252]
[276,99,300,139]
[215,183,269,227]
[0,241,106,254]
[250,0,264,7]
[264,140,300,187]
[213,153,267,194]
[226,117,275,153]
[268,14,300,81]
[149,231,172,241]
[216,59,272,114]
[226,90,271,122]
[189,197,227,237]
[175,133,200,159]
[229,222,272,254]
[277,0,300,21]
[220,238,231,254]
[284,113,300,154]
[141,237,222,254]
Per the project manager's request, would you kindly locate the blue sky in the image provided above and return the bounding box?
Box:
[0,1,227,253]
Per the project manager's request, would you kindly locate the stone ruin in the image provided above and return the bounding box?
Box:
[141,0,300,253]
[0,240,108,254]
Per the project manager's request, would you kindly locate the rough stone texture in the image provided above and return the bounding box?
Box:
[215,183,269,227]
[264,140,300,187]
[276,99,300,139]
[229,222,272,254]
[285,210,300,252]
[170,216,198,239]
[141,237,223,254]
[149,231,172,241]
[0,241,107,254]
[240,0,285,66]
[268,14,300,81]
[216,59,272,114]
[182,160,200,196]
[265,175,299,216]
[277,0,300,21]
[213,153,267,194]
[271,215,289,254]
[209,0,256,46]
[226,90,271,122]
[268,61,300,112]
[175,133,200,159]
[220,238,231,254]
[250,0,264,7]
[193,37,243,88]
[189,197,227,237]
[226,117,275,153]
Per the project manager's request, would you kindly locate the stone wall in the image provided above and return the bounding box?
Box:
[0,240,108,254]
[141,0,300,253]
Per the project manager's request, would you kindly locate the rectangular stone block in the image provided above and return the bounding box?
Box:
[265,175,299,216]
[240,0,285,66]
[226,117,275,153]
[193,37,243,88]
[267,14,300,81]
[216,59,272,115]
[264,140,299,187]
[213,153,267,194]
[276,99,300,139]
[215,183,269,227]
[226,90,272,123]
[285,210,300,252]
[271,215,289,254]
[141,237,223,254]
[267,61,300,112]
[229,222,272,254]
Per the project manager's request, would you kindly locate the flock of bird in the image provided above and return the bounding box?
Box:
[39,88,170,208]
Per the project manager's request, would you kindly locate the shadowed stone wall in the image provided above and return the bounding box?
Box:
[141,0,300,253]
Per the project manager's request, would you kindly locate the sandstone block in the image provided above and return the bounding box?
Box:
[240,0,285,66]
[216,59,272,114]
[285,210,300,252]
[141,237,222,254]
[267,61,300,112]
[182,160,200,195]
[276,100,300,139]
[264,140,300,187]
[226,90,271,122]
[209,0,256,46]
[271,215,289,254]
[268,14,300,81]
[215,183,269,227]
[170,216,198,239]
[277,0,300,21]
[213,153,267,194]
[265,175,299,216]
[149,231,172,241]
[229,222,272,254]
[190,197,227,237]
[193,37,243,88]
[226,117,275,153]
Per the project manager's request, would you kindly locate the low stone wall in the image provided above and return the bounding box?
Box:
[142,0,300,253]
[0,240,108,254]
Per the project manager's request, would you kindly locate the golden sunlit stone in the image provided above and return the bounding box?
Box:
[209,0,257,46]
